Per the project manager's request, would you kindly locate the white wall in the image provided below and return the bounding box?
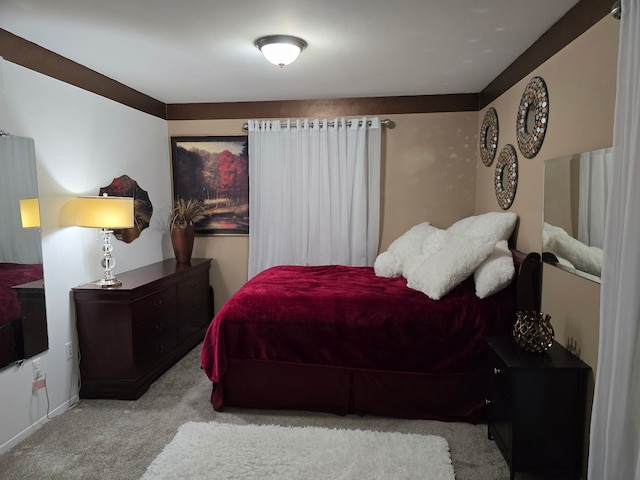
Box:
[0,60,173,453]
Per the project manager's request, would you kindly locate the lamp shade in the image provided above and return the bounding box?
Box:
[75,196,134,229]
[255,35,307,67]
[19,197,41,228]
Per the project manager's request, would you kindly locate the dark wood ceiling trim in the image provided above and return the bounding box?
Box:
[165,94,479,120]
[1,0,612,119]
[0,29,166,119]
[479,0,613,109]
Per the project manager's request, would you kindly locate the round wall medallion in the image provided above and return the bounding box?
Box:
[479,107,499,166]
[494,144,518,210]
[516,76,549,159]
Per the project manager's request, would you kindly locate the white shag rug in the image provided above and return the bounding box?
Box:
[141,421,455,480]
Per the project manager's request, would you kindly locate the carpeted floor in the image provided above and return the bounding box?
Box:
[0,344,513,480]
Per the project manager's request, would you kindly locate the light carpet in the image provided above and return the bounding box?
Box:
[141,421,455,480]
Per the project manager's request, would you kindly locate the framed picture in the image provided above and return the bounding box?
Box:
[171,136,249,235]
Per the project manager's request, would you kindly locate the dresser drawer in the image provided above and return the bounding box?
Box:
[178,298,210,340]
[132,287,178,373]
[133,286,177,315]
[177,271,209,298]
[488,348,511,401]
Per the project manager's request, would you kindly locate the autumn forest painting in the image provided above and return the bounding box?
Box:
[171,136,249,234]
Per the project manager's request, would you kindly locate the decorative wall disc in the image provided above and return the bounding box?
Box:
[516,76,549,159]
[494,144,518,210]
[479,107,499,166]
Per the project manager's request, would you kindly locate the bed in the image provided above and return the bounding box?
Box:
[0,263,44,367]
[201,211,536,422]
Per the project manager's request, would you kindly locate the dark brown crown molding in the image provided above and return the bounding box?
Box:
[0,0,612,119]
[479,0,613,108]
[0,29,166,119]
[165,94,479,120]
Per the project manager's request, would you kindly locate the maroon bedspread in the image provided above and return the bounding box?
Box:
[0,263,43,326]
[201,265,515,383]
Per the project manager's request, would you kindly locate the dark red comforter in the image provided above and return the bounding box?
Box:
[201,265,515,383]
[0,263,43,326]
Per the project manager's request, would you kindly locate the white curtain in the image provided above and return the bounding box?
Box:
[578,147,614,248]
[588,1,640,479]
[247,117,381,278]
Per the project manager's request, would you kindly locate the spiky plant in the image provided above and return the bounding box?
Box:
[171,198,204,228]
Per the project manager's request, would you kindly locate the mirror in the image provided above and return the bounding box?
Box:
[494,144,518,210]
[99,175,153,243]
[0,135,48,370]
[542,147,613,283]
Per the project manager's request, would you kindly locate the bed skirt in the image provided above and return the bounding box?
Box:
[210,359,488,423]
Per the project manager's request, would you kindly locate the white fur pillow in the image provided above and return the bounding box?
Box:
[373,251,403,278]
[374,222,440,277]
[406,231,495,300]
[542,222,602,277]
[474,240,515,299]
[447,212,517,244]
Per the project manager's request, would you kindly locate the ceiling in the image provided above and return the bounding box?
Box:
[0,0,581,105]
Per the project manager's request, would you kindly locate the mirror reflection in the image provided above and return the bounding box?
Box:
[0,135,48,370]
[526,108,536,132]
[543,147,613,282]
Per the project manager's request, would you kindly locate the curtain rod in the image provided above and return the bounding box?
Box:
[242,118,393,131]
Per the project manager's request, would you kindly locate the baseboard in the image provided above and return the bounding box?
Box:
[0,395,78,456]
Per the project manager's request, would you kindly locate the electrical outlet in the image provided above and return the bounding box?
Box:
[65,342,73,361]
[32,358,43,380]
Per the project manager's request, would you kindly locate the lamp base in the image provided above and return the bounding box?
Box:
[97,277,122,289]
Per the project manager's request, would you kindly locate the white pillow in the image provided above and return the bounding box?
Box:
[373,251,403,278]
[474,240,515,299]
[406,231,495,300]
[447,212,517,244]
[542,222,602,277]
[374,222,441,278]
[401,254,425,280]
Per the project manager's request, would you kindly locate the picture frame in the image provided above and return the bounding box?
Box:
[170,136,249,235]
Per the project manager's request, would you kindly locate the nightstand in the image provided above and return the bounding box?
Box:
[486,335,590,480]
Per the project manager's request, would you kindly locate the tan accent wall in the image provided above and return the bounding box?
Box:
[169,112,479,312]
[475,15,619,375]
[170,15,619,377]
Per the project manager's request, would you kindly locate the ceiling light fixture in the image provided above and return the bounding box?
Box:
[254,35,307,68]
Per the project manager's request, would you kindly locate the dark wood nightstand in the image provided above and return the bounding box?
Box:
[486,335,591,480]
[72,258,213,400]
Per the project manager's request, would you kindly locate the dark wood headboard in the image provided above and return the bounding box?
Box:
[512,250,542,312]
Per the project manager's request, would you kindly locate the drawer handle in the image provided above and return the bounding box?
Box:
[485,399,493,405]
[493,367,502,375]
[154,299,163,308]
[154,321,164,331]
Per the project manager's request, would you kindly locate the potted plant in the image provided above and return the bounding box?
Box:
[170,198,204,263]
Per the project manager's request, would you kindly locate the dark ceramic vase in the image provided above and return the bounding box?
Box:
[171,223,195,263]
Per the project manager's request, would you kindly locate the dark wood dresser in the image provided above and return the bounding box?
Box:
[486,335,591,480]
[72,258,213,399]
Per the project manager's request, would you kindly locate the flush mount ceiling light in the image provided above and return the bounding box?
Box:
[255,35,307,68]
